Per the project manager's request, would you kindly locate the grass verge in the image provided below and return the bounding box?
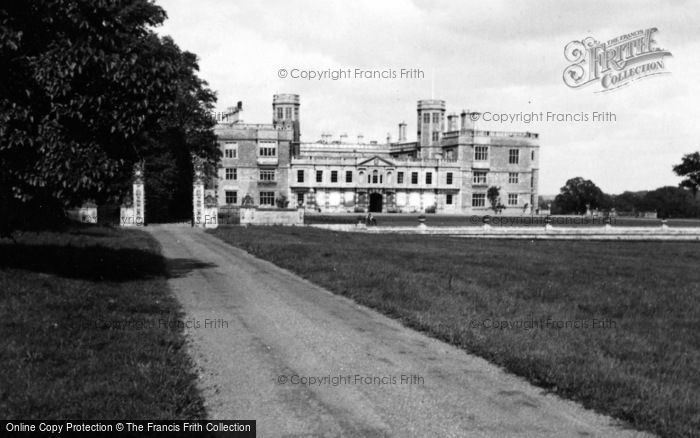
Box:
[0,225,205,419]
[209,226,700,438]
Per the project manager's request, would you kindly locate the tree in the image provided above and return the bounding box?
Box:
[612,191,645,213]
[673,152,700,197]
[140,38,218,223]
[0,0,217,234]
[552,177,609,214]
[487,186,503,213]
[639,186,697,219]
[275,195,290,209]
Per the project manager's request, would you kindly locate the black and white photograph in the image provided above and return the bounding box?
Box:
[1,1,699,437]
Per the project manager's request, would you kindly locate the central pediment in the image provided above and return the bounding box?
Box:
[357,156,395,167]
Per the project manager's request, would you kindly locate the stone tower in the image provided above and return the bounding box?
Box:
[416,99,445,159]
[273,94,300,156]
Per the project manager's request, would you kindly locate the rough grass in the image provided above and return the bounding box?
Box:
[0,225,205,419]
[209,226,700,438]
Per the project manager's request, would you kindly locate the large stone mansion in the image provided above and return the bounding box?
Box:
[213,94,539,214]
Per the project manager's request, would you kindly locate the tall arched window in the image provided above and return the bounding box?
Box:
[372,170,378,184]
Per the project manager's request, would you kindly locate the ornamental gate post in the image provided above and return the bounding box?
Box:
[120,161,145,227]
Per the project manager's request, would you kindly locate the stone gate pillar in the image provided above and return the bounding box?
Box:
[192,155,218,228]
[133,162,145,225]
[192,155,205,227]
[120,161,145,227]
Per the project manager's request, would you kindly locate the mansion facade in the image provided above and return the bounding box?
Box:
[213,94,540,214]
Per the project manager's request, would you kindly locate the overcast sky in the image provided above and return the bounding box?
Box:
[156,0,699,194]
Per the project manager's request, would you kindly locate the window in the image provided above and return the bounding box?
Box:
[285,107,292,119]
[297,170,304,183]
[372,170,378,184]
[472,193,486,207]
[423,113,430,123]
[473,171,487,184]
[411,172,418,184]
[331,170,338,183]
[225,167,237,180]
[224,142,237,159]
[508,172,519,184]
[531,150,535,161]
[397,172,404,184]
[316,170,323,183]
[509,149,519,164]
[276,108,283,119]
[531,173,535,188]
[475,146,488,161]
[508,193,518,206]
[345,171,353,183]
[432,132,439,142]
[446,194,453,205]
[297,192,304,205]
[225,191,237,205]
[259,141,277,157]
[425,172,432,185]
[432,113,439,124]
[260,192,275,206]
[259,169,275,181]
[446,172,453,185]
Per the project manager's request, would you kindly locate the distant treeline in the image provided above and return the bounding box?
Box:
[541,178,700,219]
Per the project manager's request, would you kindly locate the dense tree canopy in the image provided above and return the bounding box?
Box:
[673,152,700,196]
[138,36,218,223]
[553,177,699,218]
[612,191,644,213]
[552,177,612,215]
[637,187,697,219]
[0,0,218,233]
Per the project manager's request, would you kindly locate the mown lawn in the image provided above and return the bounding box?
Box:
[0,226,205,419]
[305,213,700,228]
[209,226,700,438]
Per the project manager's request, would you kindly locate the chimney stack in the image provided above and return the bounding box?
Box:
[357,134,364,144]
[340,133,348,143]
[223,104,243,124]
[465,109,478,131]
[386,132,392,144]
[447,113,457,131]
[460,110,474,131]
[398,121,407,142]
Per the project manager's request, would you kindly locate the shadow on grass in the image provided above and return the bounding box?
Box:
[0,243,216,282]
